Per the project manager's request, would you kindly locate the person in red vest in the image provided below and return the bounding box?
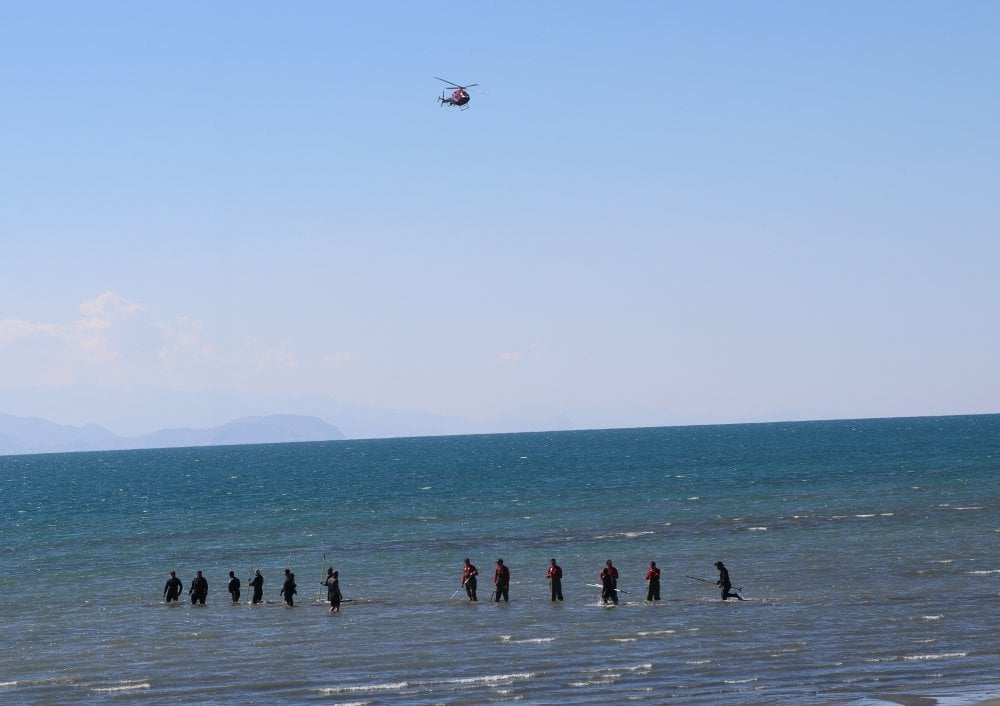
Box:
[599,562,618,605]
[604,559,619,586]
[546,558,563,601]
[493,559,510,602]
[645,561,661,601]
[462,558,478,601]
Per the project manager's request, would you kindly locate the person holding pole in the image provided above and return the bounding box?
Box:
[600,563,618,605]
[324,569,342,612]
[715,561,745,601]
[493,559,510,602]
[249,569,264,604]
[462,558,479,601]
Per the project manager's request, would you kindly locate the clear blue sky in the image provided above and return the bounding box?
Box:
[2,1,998,435]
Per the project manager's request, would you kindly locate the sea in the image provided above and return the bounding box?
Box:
[1,414,997,705]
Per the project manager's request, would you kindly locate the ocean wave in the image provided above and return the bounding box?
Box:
[431,672,536,687]
[91,682,150,693]
[966,569,1000,575]
[320,681,409,694]
[592,530,655,540]
[569,678,616,687]
[903,652,967,661]
[499,635,554,644]
[585,663,652,674]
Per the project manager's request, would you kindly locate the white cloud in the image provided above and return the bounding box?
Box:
[0,319,61,342]
[0,292,207,387]
[323,352,355,367]
[496,351,523,365]
[494,342,546,366]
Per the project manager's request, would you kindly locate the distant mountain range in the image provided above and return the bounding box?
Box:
[0,413,345,456]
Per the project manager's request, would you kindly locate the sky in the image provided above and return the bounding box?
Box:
[1,1,998,436]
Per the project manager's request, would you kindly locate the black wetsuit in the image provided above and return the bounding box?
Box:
[645,567,661,601]
[189,576,208,605]
[547,565,563,601]
[601,568,618,605]
[326,577,341,610]
[717,565,742,600]
[163,577,183,602]
[228,576,241,603]
[494,565,510,602]
[281,577,296,606]
[463,564,478,601]
[249,574,264,604]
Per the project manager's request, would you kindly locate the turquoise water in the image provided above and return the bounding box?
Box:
[1,415,998,704]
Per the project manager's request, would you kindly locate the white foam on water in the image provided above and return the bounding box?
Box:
[686,659,711,665]
[902,652,967,661]
[953,506,984,511]
[724,677,759,684]
[636,629,676,636]
[432,672,535,687]
[966,569,1000,575]
[0,682,17,688]
[91,682,150,693]
[593,530,654,540]
[569,678,616,687]
[921,615,944,620]
[319,681,409,694]
[500,634,554,645]
[747,526,767,531]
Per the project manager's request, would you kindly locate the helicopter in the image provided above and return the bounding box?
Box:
[435,77,478,110]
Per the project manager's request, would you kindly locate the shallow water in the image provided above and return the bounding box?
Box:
[1,415,998,704]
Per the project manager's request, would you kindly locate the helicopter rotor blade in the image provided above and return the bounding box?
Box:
[435,77,479,90]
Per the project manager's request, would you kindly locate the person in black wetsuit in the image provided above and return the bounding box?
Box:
[324,570,342,613]
[281,572,297,606]
[163,571,183,602]
[249,569,264,604]
[228,571,241,603]
[715,561,745,601]
[189,570,208,605]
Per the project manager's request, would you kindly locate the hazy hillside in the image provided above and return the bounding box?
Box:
[0,413,344,456]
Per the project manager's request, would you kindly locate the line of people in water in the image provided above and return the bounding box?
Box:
[165,559,742,608]
[163,566,344,612]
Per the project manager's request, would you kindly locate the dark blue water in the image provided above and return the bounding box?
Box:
[1,415,998,704]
